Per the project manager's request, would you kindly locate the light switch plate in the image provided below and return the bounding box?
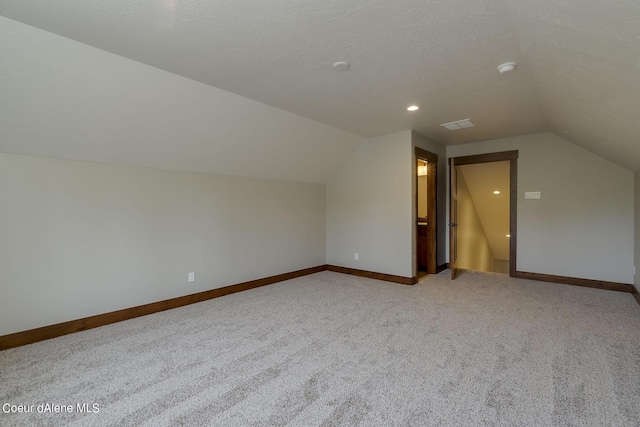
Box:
[525,191,541,199]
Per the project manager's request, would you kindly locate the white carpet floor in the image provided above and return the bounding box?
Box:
[1,270,639,426]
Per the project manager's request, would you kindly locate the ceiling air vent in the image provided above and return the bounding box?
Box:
[440,119,475,131]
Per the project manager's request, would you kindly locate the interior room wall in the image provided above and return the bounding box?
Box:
[0,154,326,336]
[412,132,447,272]
[326,131,413,278]
[447,133,634,284]
[456,170,496,273]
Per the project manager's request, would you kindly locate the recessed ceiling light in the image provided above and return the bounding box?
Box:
[407,105,419,111]
[506,234,511,238]
[493,190,501,195]
[333,61,350,71]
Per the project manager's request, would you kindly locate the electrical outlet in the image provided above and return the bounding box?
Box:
[188,272,195,283]
[354,253,359,261]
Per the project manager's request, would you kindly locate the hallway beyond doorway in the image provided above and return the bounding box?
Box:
[456,161,510,274]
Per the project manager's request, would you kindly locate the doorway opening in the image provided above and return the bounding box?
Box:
[449,151,518,280]
[415,147,438,279]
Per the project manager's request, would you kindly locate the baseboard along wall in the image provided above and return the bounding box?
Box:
[514,271,633,293]
[631,285,640,305]
[0,264,416,350]
[441,263,632,294]
[325,265,416,285]
[0,265,326,351]
[436,263,449,274]
[3,265,636,351]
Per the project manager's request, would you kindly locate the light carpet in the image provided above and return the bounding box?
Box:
[1,270,639,426]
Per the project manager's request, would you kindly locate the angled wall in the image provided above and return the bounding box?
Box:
[0,17,363,184]
[0,16,365,337]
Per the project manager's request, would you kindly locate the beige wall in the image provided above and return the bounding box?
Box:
[0,154,326,336]
[456,170,496,272]
[326,131,413,277]
[447,133,634,284]
[326,130,448,279]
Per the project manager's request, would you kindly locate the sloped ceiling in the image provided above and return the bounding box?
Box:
[0,17,363,184]
[1,0,639,173]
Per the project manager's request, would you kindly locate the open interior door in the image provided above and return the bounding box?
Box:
[449,158,458,280]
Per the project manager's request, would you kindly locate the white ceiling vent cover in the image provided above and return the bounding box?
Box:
[440,119,475,131]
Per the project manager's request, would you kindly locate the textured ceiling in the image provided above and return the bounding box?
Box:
[0,17,363,183]
[458,162,510,260]
[1,0,639,170]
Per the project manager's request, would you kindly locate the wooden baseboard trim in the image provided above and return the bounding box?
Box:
[0,265,327,351]
[515,271,633,293]
[631,285,640,305]
[326,265,416,285]
[436,263,449,274]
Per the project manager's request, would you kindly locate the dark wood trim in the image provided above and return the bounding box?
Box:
[0,265,327,351]
[453,150,519,166]
[509,157,517,277]
[436,263,449,273]
[326,265,416,285]
[515,271,633,293]
[415,147,438,163]
[449,157,457,279]
[632,285,640,305]
[415,147,438,275]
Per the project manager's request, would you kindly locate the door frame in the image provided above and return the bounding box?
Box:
[415,147,438,275]
[449,150,518,277]
[449,158,458,279]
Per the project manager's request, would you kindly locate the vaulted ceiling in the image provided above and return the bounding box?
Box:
[1,0,639,173]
